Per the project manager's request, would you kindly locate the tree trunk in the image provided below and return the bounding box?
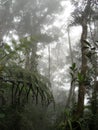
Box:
[30,42,38,72]
[76,19,88,118]
[25,49,30,70]
[66,26,74,107]
[48,44,51,81]
[76,0,91,118]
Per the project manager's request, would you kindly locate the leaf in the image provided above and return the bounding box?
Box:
[0,65,4,73]
[0,113,5,118]
[86,52,92,59]
[91,47,95,50]
[12,39,17,46]
[83,40,91,47]
[67,119,72,130]
[77,72,85,82]
[72,63,76,69]
[4,44,11,50]
[82,46,89,50]
[70,63,76,71]
[64,109,70,118]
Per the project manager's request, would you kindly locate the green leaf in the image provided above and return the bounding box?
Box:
[86,52,92,59]
[67,119,72,130]
[72,63,76,69]
[0,113,5,118]
[70,63,76,71]
[82,46,89,50]
[83,40,91,47]
[77,72,85,82]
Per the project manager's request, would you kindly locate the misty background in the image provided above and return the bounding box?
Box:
[0,0,98,130]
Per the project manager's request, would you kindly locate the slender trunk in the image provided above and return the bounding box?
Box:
[11,82,14,105]
[48,44,51,81]
[25,49,30,70]
[66,82,75,107]
[30,42,37,72]
[92,81,98,114]
[67,26,73,64]
[91,51,98,114]
[66,27,74,107]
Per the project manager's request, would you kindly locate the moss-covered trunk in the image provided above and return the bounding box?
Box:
[76,0,91,118]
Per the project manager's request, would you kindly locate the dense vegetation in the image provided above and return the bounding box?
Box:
[0,0,98,130]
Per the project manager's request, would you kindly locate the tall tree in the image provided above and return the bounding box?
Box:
[76,0,91,118]
[70,0,97,118]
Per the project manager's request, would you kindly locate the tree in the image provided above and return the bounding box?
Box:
[69,0,98,118]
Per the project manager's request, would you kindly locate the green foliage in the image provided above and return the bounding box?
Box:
[0,36,54,106]
[77,72,85,83]
[82,40,96,59]
[70,63,77,85]
[56,108,82,130]
[69,62,90,85]
[70,63,77,72]
[83,40,91,47]
[64,109,73,130]
[56,109,70,130]
[0,113,5,119]
[0,36,55,129]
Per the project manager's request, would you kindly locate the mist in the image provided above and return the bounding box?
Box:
[0,0,98,130]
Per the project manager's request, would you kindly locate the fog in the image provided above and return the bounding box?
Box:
[0,0,98,130]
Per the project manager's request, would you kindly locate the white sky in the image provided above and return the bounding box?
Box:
[38,1,82,91]
[53,0,74,28]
